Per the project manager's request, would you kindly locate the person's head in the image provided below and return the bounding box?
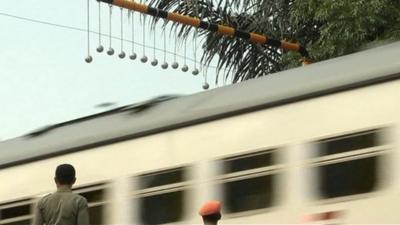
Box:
[54,164,76,187]
[199,200,222,225]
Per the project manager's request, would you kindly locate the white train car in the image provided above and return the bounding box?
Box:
[1,41,400,225]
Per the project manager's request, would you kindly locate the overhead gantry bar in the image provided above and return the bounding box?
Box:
[98,0,312,64]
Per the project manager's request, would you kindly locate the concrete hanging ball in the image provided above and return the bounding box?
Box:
[141,55,148,63]
[85,56,93,63]
[118,51,126,59]
[151,59,158,66]
[192,68,199,76]
[97,45,104,53]
[181,65,189,72]
[107,48,115,55]
[119,51,126,59]
[130,53,137,60]
[172,62,179,69]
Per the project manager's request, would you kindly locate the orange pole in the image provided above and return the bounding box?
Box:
[99,0,311,63]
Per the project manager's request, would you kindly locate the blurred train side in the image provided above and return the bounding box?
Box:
[1,41,400,225]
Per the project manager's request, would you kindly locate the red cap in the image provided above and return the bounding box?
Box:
[199,200,222,216]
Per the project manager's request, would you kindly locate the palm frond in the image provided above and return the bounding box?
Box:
[145,0,301,84]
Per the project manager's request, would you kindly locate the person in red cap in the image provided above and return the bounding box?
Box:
[199,200,222,225]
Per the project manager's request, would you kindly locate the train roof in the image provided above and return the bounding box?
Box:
[1,41,400,169]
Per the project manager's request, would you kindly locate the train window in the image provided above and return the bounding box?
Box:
[223,150,275,173]
[78,189,105,203]
[0,199,33,225]
[313,129,388,199]
[218,149,281,214]
[138,168,185,189]
[74,183,109,225]
[134,167,191,225]
[318,130,379,156]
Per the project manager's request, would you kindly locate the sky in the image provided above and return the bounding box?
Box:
[0,0,223,140]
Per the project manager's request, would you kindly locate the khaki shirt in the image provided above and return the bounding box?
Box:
[33,189,89,225]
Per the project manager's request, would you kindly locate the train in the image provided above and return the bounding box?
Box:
[1,41,400,225]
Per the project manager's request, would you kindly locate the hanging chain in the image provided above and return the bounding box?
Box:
[118,7,125,58]
[120,8,123,51]
[98,2,101,46]
[130,11,137,59]
[163,22,167,63]
[192,0,199,75]
[151,19,158,66]
[140,0,148,63]
[106,4,115,55]
[85,0,92,63]
[153,25,156,58]
[109,5,112,48]
[142,15,146,55]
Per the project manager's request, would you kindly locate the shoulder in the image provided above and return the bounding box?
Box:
[36,193,52,208]
[73,193,87,201]
[72,193,88,206]
[39,193,53,203]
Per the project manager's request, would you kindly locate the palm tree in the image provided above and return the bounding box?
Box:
[147,0,309,83]
[145,0,400,84]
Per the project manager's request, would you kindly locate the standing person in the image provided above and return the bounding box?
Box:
[33,164,89,225]
[199,200,222,225]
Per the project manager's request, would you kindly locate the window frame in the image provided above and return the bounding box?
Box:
[215,148,284,216]
[131,165,193,225]
[309,128,391,202]
[0,198,34,225]
[73,182,110,225]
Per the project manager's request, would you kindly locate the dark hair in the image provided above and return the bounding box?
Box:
[202,213,221,222]
[55,164,76,185]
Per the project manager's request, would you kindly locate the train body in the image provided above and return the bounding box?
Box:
[1,41,400,225]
